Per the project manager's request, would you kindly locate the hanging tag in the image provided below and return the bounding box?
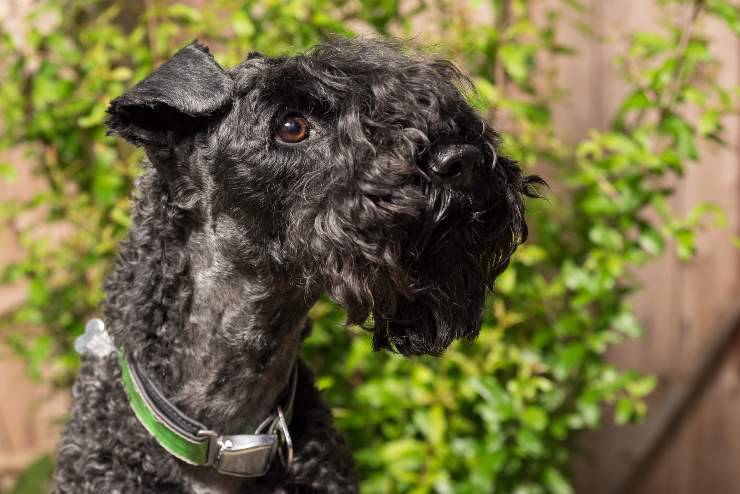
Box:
[75,318,115,358]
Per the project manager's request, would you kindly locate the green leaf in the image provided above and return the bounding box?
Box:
[674,228,696,260]
[638,228,665,256]
[576,398,601,428]
[110,66,133,81]
[380,438,425,472]
[471,77,498,111]
[631,32,672,56]
[496,267,517,294]
[0,162,16,182]
[615,398,635,425]
[522,407,548,431]
[9,454,54,494]
[708,0,740,35]
[233,10,256,37]
[621,90,651,111]
[516,428,545,457]
[627,375,657,397]
[29,278,50,306]
[559,343,586,371]
[562,261,588,290]
[166,4,203,23]
[543,467,574,494]
[588,225,623,250]
[499,44,532,84]
[78,103,107,128]
[698,110,720,137]
[661,114,698,160]
[612,311,643,337]
[614,89,652,128]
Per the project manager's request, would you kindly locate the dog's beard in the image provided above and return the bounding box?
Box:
[289,148,530,356]
[367,179,524,356]
[289,151,425,327]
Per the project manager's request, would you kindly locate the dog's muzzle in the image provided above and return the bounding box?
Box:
[78,319,296,478]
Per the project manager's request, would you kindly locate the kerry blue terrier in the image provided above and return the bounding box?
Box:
[52,38,541,493]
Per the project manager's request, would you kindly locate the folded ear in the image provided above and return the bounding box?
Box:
[106,41,233,147]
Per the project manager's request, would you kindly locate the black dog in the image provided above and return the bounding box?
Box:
[52,38,540,493]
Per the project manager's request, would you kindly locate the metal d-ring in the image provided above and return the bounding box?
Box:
[275,406,293,468]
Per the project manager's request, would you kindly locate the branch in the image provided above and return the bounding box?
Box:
[494,0,512,92]
[143,0,160,66]
[632,0,706,129]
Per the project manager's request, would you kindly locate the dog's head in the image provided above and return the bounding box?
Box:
[107,39,542,356]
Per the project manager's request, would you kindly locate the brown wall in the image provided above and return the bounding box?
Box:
[0,148,68,490]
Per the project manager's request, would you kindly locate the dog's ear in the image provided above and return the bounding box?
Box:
[106,41,233,147]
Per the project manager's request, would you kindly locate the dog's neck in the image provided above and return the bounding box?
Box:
[172,219,312,433]
[106,168,313,436]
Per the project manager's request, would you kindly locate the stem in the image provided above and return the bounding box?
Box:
[143,0,160,65]
[494,0,512,92]
[632,0,706,129]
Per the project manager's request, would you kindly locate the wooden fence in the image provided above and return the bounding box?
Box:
[559,2,740,493]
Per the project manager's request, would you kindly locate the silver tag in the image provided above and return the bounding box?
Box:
[214,434,278,477]
[75,318,115,358]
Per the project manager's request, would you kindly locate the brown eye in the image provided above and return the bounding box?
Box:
[277,114,310,143]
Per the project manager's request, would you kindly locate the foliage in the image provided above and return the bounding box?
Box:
[1,455,54,494]
[1,0,738,492]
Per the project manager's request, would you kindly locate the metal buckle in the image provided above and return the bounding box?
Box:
[197,430,219,467]
[195,406,293,477]
[199,429,278,477]
[215,434,278,477]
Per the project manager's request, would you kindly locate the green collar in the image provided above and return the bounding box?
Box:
[118,350,297,477]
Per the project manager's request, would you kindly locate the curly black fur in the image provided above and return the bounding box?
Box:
[53,38,541,493]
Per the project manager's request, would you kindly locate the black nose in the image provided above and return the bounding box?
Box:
[429,144,481,187]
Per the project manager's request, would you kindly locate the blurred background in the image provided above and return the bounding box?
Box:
[0,0,738,493]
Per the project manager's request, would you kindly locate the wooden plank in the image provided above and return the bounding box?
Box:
[638,9,740,493]
[606,306,740,494]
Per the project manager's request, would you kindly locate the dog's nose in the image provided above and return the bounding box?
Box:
[429,144,481,187]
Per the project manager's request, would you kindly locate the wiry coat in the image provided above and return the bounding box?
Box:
[53,38,541,493]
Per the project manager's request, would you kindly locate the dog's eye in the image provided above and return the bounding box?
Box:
[276,114,310,143]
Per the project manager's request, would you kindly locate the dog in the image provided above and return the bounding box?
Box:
[51,38,541,493]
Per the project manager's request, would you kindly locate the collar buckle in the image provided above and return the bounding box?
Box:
[204,405,294,477]
[197,430,220,467]
[212,433,280,477]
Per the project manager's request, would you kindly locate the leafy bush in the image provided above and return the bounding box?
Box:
[1,0,738,492]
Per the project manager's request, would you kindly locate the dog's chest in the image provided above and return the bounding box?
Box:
[186,467,250,494]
